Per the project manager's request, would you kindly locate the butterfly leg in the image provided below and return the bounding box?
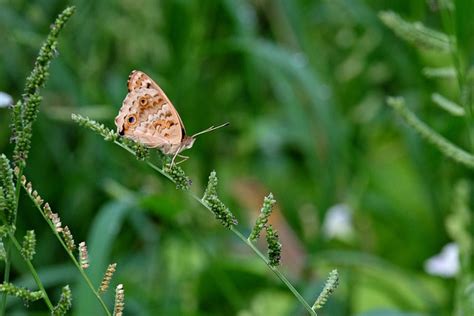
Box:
[175,154,189,165]
[170,150,180,167]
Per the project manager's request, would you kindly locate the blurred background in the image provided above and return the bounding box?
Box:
[0,0,470,315]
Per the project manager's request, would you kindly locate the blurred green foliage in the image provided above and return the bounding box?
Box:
[0,0,472,315]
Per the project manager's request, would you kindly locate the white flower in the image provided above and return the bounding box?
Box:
[0,92,13,108]
[322,204,354,241]
[424,243,459,278]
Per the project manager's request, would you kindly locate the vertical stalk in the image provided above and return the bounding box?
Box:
[0,167,23,315]
[22,183,112,316]
[7,231,54,310]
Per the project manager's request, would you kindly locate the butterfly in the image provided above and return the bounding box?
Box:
[115,70,228,164]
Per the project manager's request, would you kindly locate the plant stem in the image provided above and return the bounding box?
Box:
[439,4,474,149]
[0,243,10,316]
[20,181,112,316]
[115,141,317,316]
[114,141,175,181]
[0,167,24,315]
[1,169,54,312]
[7,231,54,310]
[232,228,317,316]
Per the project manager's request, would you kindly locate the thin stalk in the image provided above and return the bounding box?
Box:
[115,141,317,316]
[13,168,23,226]
[114,140,174,182]
[439,4,474,150]
[20,182,112,316]
[438,7,474,315]
[233,228,317,316]
[7,231,54,311]
[0,167,24,315]
[0,244,11,316]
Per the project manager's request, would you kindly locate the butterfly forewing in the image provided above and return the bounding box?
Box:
[115,76,185,153]
[127,70,160,91]
[127,70,187,135]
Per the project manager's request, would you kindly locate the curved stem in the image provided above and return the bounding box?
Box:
[232,228,317,316]
[116,142,317,316]
[20,181,112,316]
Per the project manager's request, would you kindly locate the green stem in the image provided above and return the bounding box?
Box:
[439,3,474,150]
[116,142,317,316]
[12,168,23,229]
[20,181,112,316]
[114,141,174,181]
[0,167,24,315]
[234,228,317,316]
[7,231,54,310]
[0,243,11,316]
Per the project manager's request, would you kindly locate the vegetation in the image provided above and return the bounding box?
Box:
[0,1,473,315]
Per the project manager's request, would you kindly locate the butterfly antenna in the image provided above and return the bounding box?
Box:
[192,122,229,138]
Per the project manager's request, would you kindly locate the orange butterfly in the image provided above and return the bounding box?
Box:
[115,70,228,164]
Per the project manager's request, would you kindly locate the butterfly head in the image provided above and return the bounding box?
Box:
[179,135,196,153]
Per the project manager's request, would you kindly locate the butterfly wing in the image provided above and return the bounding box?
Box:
[127,70,187,134]
[114,87,184,154]
[127,70,160,91]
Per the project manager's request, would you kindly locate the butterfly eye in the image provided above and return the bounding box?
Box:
[127,115,136,124]
[139,97,148,106]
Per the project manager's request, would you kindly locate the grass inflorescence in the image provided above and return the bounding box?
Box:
[75,114,339,315]
[0,6,120,316]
